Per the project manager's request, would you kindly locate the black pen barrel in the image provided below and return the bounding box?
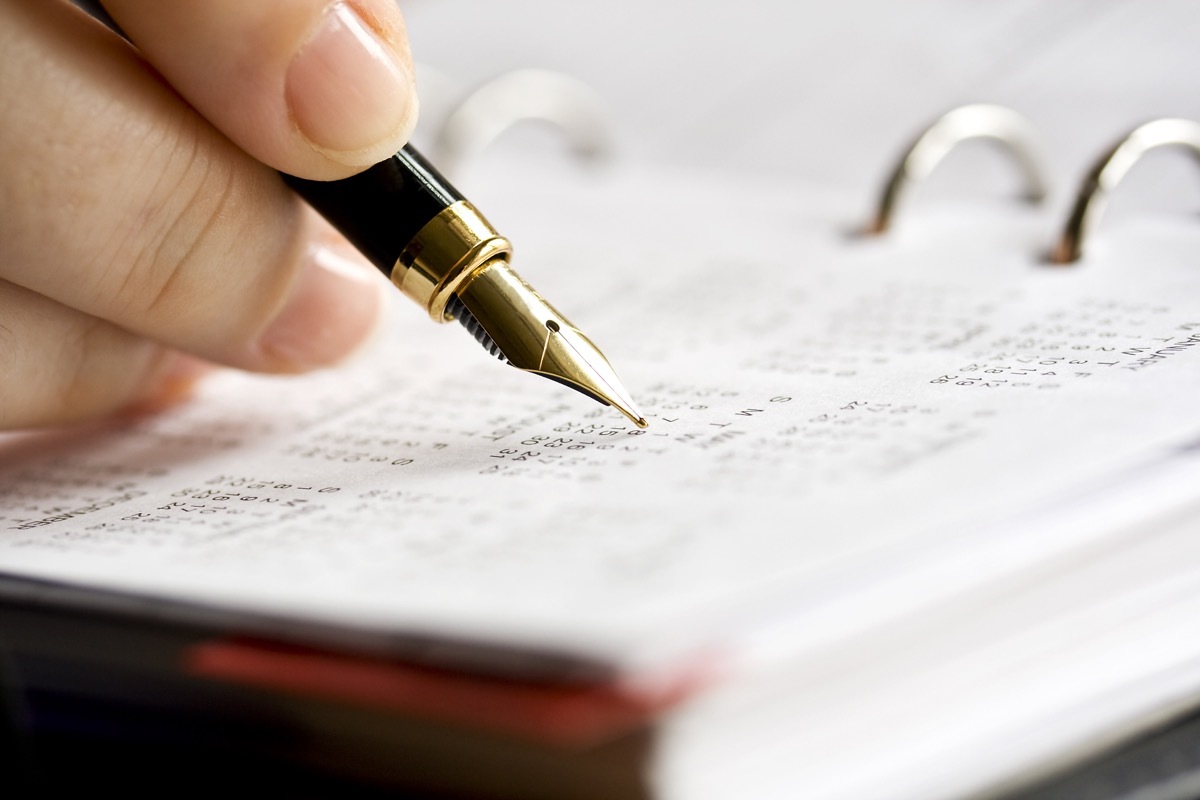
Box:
[280,145,465,279]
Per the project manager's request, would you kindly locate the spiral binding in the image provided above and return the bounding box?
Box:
[866,104,1047,236]
[416,65,616,180]
[1050,118,1200,263]
[869,105,1200,263]
[423,77,1200,264]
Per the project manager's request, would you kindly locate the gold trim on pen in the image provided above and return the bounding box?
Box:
[392,201,512,321]
[454,262,648,428]
[392,200,647,428]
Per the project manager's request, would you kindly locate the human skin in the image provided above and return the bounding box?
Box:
[0,0,419,428]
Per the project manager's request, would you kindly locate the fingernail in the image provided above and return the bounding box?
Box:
[259,241,389,370]
[286,2,416,161]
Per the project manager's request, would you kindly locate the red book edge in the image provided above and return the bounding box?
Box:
[183,637,715,748]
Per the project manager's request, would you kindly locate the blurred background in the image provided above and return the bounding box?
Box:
[401,0,1200,225]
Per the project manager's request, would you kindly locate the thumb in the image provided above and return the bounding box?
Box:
[101,0,418,180]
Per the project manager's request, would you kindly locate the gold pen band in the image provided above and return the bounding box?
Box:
[392,201,513,321]
[284,147,645,426]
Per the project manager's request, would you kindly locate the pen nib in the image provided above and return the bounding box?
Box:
[447,261,647,428]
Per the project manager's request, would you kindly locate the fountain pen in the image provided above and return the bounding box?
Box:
[282,147,646,428]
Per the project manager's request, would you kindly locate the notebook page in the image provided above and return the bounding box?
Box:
[402,0,1106,185]
[3,164,1200,674]
[658,483,1200,800]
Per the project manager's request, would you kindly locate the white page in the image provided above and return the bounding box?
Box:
[3,163,1200,676]
[403,1,1200,201]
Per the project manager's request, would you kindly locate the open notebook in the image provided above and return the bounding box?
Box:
[6,93,1200,797]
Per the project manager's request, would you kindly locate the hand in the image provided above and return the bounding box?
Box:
[0,0,418,429]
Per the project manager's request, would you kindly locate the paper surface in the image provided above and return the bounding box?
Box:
[405,0,1200,214]
[4,164,1200,676]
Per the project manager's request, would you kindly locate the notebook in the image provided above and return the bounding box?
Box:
[7,98,1200,797]
[8,2,1200,797]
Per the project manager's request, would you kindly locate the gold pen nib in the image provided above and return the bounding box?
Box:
[447,260,648,428]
